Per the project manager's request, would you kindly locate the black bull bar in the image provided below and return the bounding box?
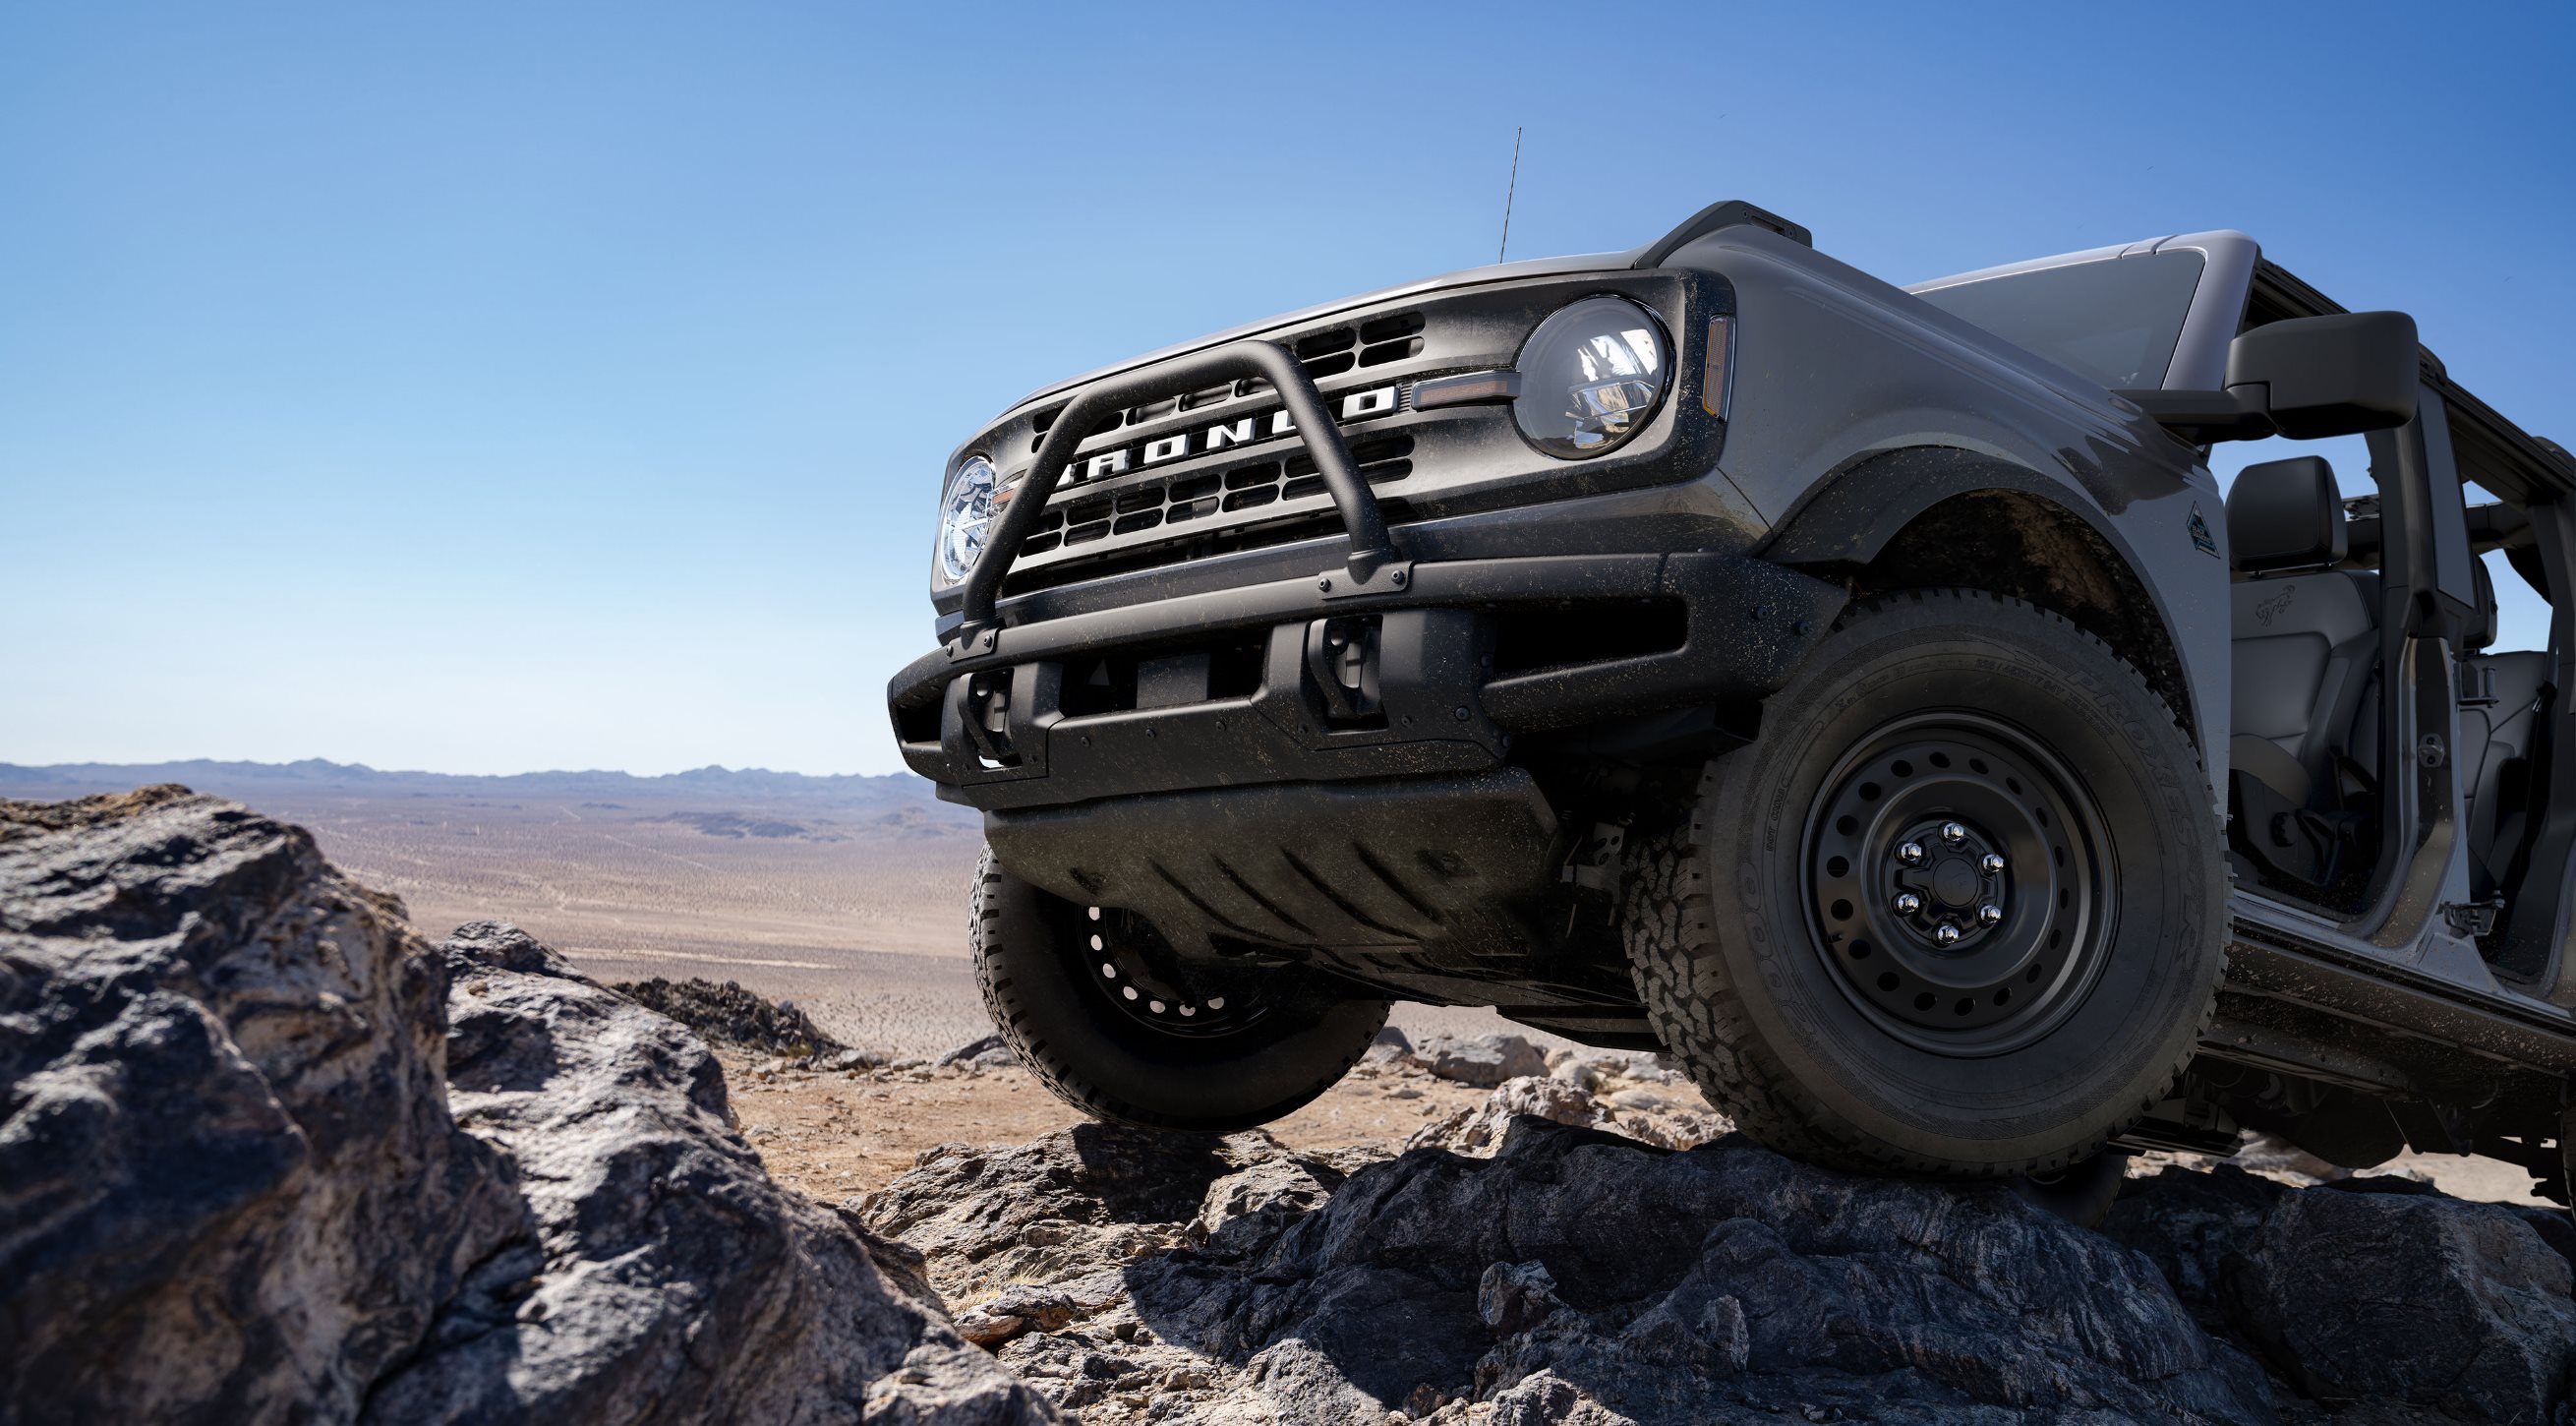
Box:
[945,338,1410,660]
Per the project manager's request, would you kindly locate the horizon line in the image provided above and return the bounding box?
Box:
[0,755,921,784]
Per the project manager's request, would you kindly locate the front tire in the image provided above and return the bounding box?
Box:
[1623,589,2223,1176]
[970,848,1389,1131]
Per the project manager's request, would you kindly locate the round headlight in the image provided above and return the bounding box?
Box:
[936,455,1002,582]
[1511,296,1671,458]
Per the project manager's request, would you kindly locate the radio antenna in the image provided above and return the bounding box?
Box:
[1497,126,1522,264]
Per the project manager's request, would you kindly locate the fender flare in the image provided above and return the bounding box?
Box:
[1758,446,2115,568]
[1751,444,2212,760]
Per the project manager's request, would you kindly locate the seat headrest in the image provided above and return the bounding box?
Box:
[2468,557,2497,651]
[2228,455,2348,574]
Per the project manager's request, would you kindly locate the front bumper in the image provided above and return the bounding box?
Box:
[888,545,1844,811]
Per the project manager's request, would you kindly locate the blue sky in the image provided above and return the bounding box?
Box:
[3,2,2569,775]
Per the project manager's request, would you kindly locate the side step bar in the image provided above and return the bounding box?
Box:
[2222,917,2576,1080]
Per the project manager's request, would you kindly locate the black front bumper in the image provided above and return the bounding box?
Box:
[888,546,1844,811]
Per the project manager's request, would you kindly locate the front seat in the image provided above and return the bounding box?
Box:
[2227,455,2379,895]
[2459,558,2553,901]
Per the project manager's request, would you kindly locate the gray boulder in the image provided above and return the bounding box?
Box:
[2111,1166,2576,1423]
[608,974,846,1058]
[372,921,1053,1424]
[1416,1032,1548,1088]
[0,790,1048,1426]
[1360,1025,1413,1067]
[936,1034,1020,1071]
[2237,1184,2576,1421]
[2101,1162,2290,1332]
[0,788,523,1426]
[1405,1074,1616,1156]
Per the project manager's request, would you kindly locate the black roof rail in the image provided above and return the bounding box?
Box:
[1633,200,1811,269]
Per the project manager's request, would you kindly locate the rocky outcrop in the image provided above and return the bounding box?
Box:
[610,974,846,1058]
[17,785,2576,1426]
[858,1116,2264,1424]
[1,788,523,1425]
[0,789,1046,1425]
[2109,1167,2576,1424]
[864,1098,2576,1425]
[372,922,1051,1424]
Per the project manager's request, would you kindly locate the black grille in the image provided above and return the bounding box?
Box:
[1001,498,1421,596]
[1013,435,1417,559]
[1024,313,1423,454]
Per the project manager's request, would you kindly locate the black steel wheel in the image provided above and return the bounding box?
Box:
[1624,589,2224,1176]
[969,847,1388,1131]
[1803,713,2113,1053]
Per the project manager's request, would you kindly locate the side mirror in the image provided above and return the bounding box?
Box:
[2226,312,2420,440]
[2119,311,2422,444]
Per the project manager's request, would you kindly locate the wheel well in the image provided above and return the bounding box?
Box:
[1849,490,2198,748]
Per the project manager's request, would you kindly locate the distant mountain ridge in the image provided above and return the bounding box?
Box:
[0,757,942,811]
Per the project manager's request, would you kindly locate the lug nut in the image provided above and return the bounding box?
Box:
[1893,892,1922,916]
[1941,821,1967,846]
[1977,903,2004,926]
[1934,923,1962,947]
[1980,853,2006,874]
[1896,841,1925,865]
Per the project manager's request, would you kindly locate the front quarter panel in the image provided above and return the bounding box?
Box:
[1668,228,2231,805]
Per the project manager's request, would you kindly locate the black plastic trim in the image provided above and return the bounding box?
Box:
[1632,199,1812,269]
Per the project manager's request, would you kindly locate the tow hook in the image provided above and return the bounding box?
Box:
[1305,616,1382,724]
[962,670,1017,767]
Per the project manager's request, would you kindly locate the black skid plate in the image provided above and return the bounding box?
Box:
[983,769,1561,956]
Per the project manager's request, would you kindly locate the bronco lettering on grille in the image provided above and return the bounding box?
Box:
[1058,383,1401,488]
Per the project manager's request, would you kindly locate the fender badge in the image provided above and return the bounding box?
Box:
[2188,504,2219,558]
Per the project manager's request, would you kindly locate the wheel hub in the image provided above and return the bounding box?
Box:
[1802,714,2110,1052]
[1080,904,1267,1039]
[1884,818,2009,951]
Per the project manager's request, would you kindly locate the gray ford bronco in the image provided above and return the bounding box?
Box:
[889,200,2576,1212]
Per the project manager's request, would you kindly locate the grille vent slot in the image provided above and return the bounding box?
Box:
[1358,311,1426,368]
[1020,312,1421,450]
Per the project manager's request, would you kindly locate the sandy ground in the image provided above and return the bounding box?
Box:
[722,1047,1504,1205]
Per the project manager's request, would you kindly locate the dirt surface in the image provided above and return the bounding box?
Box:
[724,1048,1505,1203]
